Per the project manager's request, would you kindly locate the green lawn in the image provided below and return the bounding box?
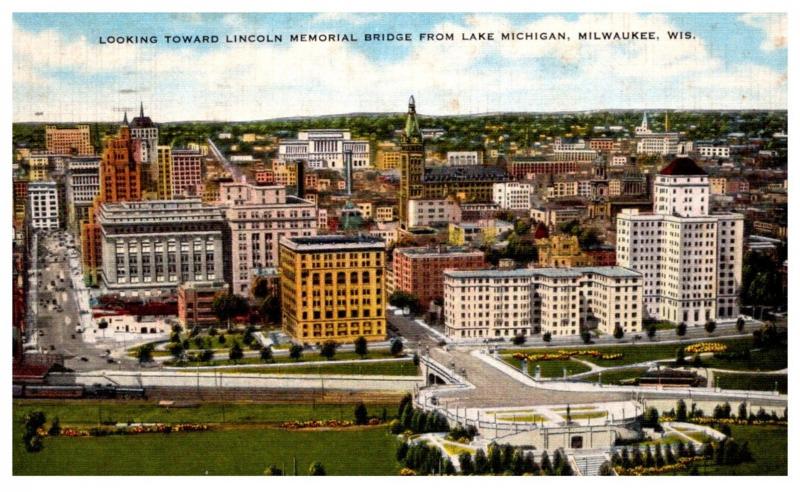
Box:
[715,373,787,394]
[666,425,787,476]
[702,344,787,371]
[579,368,648,385]
[211,360,419,377]
[13,425,400,475]
[501,357,591,378]
[13,401,400,426]
[503,337,762,369]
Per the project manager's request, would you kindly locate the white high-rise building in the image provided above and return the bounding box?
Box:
[492,182,533,210]
[28,181,60,230]
[616,158,743,325]
[443,266,643,339]
[278,129,370,170]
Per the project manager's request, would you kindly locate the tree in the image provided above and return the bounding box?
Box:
[200,349,214,362]
[675,347,686,366]
[676,322,687,337]
[736,317,746,333]
[389,290,421,314]
[647,323,657,339]
[458,452,475,475]
[487,445,503,474]
[308,461,326,476]
[354,336,368,358]
[542,332,552,343]
[98,319,109,329]
[540,450,553,475]
[320,340,337,360]
[260,346,273,362]
[512,333,526,345]
[396,441,409,461]
[212,293,250,331]
[48,417,61,436]
[229,342,244,363]
[259,294,281,325]
[169,342,185,360]
[613,324,624,340]
[23,411,46,453]
[289,344,304,361]
[263,464,284,476]
[390,338,404,356]
[738,401,748,420]
[136,343,154,364]
[705,320,716,335]
[354,403,369,425]
[581,330,592,344]
[473,448,488,474]
[398,393,412,417]
[676,399,688,422]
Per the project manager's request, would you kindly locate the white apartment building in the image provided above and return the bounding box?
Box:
[492,182,533,210]
[611,155,629,166]
[28,181,60,230]
[446,151,483,166]
[407,198,461,227]
[218,182,317,296]
[616,158,743,325]
[278,129,370,170]
[697,144,731,158]
[443,266,643,340]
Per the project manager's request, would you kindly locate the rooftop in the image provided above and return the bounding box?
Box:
[659,157,707,176]
[396,245,484,258]
[281,234,386,251]
[444,266,641,279]
[423,165,509,183]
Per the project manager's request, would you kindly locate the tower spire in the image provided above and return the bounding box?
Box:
[123,111,128,125]
[403,95,421,141]
[140,101,144,118]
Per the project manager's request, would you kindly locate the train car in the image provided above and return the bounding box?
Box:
[23,385,85,399]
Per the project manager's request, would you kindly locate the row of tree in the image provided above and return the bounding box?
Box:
[458,445,573,476]
[607,440,699,472]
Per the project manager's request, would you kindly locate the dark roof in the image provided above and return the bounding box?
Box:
[659,157,707,176]
[423,165,509,183]
[130,116,155,128]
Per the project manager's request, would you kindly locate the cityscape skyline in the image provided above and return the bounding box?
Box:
[13,12,787,122]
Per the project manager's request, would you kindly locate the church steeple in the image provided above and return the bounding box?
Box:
[140,102,144,118]
[122,111,128,126]
[403,95,421,142]
[641,112,649,130]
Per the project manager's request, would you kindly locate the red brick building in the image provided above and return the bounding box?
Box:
[178,281,229,329]
[393,246,487,309]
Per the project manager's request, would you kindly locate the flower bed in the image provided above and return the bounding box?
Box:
[278,418,382,430]
[58,423,211,437]
[661,416,788,427]
[511,349,622,362]
[614,456,705,476]
[684,342,727,354]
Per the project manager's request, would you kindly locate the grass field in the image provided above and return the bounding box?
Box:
[579,368,648,384]
[640,433,689,446]
[666,425,787,476]
[501,357,591,378]
[501,337,781,370]
[13,400,404,475]
[210,360,419,376]
[715,373,787,394]
[13,425,400,475]
[441,441,475,457]
[560,411,608,421]
[13,401,401,426]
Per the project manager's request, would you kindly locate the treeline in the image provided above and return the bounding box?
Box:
[458,444,573,476]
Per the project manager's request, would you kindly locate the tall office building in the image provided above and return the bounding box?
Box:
[81,125,143,284]
[127,103,159,193]
[398,96,426,228]
[616,158,743,325]
[65,156,101,232]
[27,181,59,231]
[156,145,173,199]
[279,235,386,344]
[278,130,370,170]
[218,181,317,297]
[45,124,94,155]
[171,149,204,197]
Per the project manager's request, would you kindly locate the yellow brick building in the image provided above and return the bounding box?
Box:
[156,145,172,199]
[279,235,387,343]
[534,234,591,267]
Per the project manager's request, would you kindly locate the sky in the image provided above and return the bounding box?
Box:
[12,12,788,122]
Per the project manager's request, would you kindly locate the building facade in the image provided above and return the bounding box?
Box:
[444,266,643,339]
[178,280,229,329]
[278,129,370,170]
[393,246,487,309]
[97,199,226,296]
[127,104,159,193]
[171,149,204,198]
[28,181,59,230]
[493,182,533,210]
[45,124,94,155]
[218,182,317,297]
[616,158,744,325]
[446,151,483,166]
[279,235,386,344]
[65,156,101,231]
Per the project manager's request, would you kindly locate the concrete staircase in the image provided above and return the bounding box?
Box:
[569,451,612,476]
